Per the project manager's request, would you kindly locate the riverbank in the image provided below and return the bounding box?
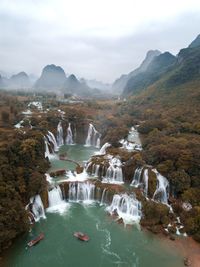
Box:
[152,231,200,267]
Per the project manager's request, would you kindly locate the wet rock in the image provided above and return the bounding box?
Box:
[76,166,84,174]
[169,234,176,241]
[183,257,191,266]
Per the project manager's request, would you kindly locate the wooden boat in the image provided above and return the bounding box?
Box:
[73,232,89,241]
[27,233,44,247]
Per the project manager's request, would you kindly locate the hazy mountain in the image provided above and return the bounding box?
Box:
[112,50,161,94]
[122,34,200,96]
[123,51,176,95]
[63,74,91,96]
[8,72,31,89]
[35,64,66,90]
[188,34,200,48]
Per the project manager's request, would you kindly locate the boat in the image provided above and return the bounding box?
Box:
[27,233,44,247]
[73,232,90,241]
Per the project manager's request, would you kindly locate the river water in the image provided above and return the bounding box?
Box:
[5,145,184,267]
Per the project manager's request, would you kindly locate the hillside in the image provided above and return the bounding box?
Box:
[112,50,161,94]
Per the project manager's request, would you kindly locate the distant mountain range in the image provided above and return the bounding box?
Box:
[1,34,200,98]
[114,34,200,97]
[112,50,161,94]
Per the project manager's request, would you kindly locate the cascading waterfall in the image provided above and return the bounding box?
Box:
[106,193,141,225]
[152,170,169,205]
[66,123,74,145]
[100,188,107,206]
[98,142,111,155]
[103,157,124,184]
[130,167,143,187]
[47,186,69,214]
[96,137,101,148]
[91,164,100,177]
[57,121,64,147]
[85,123,101,147]
[131,167,169,204]
[120,126,142,151]
[47,131,59,152]
[143,169,149,198]
[68,182,95,204]
[30,195,46,222]
[44,137,51,158]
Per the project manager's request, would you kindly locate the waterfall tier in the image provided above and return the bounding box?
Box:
[66,123,74,145]
[57,121,64,146]
[30,195,46,222]
[131,167,169,204]
[44,137,52,158]
[106,193,141,225]
[102,157,124,184]
[85,123,101,147]
[47,131,59,152]
[98,142,111,155]
[152,169,169,205]
[68,182,95,204]
[46,186,69,214]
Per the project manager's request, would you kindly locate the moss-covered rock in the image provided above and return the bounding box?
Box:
[147,169,157,198]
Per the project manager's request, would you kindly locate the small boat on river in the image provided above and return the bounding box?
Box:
[73,232,90,241]
[27,233,44,247]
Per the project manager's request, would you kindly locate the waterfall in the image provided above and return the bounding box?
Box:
[68,182,95,204]
[91,164,100,177]
[85,123,100,147]
[66,123,74,145]
[98,142,111,155]
[47,131,59,152]
[30,195,46,222]
[120,126,142,151]
[44,138,51,158]
[143,169,149,198]
[46,186,69,214]
[96,137,101,148]
[152,170,169,205]
[130,167,143,187]
[100,188,107,206]
[106,193,141,225]
[102,157,124,184]
[57,121,64,146]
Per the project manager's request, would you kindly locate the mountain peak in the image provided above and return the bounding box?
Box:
[139,50,161,72]
[188,34,200,48]
[35,64,66,89]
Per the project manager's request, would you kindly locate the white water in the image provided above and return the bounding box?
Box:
[66,123,74,145]
[102,157,124,184]
[30,195,46,222]
[100,188,107,206]
[97,142,111,155]
[130,167,143,187]
[44,138,52,158]
[96,137,101,148]
[68,182,95,204]
[106,193,141,225]
[143,169,149,198]
[57,121,64,147]
[85,123,100,147]
[46,186,69,214]
[62,169,89,182]
[153,169,169,205]
[131,167,169,204]
[47,131,59,152]
[120,126,142,151]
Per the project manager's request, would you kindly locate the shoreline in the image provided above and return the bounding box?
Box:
[154,233,200,267]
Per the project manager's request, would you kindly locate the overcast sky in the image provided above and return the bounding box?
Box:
[0,0,200,83]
